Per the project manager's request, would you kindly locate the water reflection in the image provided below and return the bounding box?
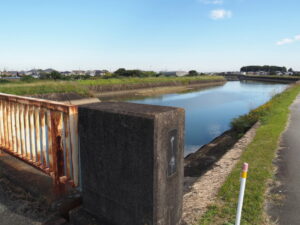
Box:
[127,81,287,155]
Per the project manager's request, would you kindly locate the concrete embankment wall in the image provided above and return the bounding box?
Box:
[222,75,240,81]
[240,75,300,83]
[95,80,226,100]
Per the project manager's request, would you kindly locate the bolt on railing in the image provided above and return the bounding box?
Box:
[0,93,79,193]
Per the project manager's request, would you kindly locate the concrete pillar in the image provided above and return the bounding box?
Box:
[70,102,185,225]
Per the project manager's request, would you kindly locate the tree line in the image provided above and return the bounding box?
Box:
[240,65,289,73]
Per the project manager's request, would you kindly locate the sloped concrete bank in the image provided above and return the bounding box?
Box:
[182,122,260,225]
[94,80,226,100]
[89,79,225,93]
[184,129,239,177]
[240,75,300,84]
[28,80,226,102]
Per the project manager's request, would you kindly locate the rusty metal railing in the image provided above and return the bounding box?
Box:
[0,93,79,194]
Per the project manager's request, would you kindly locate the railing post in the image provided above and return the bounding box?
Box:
[24,105,31,159]
[40,109,48,167]
[63,113,72,179]
[69,106,79,187]
[35,107,42,165]
[30,106,36,161]
[50,111,65,194]
[20,104,26,157]
[0,100,4,147]
[15,104,22,155]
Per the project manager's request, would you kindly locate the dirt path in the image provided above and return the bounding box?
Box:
[267,94,300,224]
[181,122,260,225]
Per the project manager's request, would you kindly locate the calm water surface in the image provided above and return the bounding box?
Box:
[127,81,287,155]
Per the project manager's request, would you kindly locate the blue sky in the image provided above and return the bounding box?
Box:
[0,0,299,72]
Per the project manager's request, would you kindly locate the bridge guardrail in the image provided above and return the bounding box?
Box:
[0,93,79,194]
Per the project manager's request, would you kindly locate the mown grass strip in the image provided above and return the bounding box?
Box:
[198,83,300,225]
[0,76,224,96]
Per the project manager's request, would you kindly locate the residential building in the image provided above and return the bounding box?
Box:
[160,71,188,77]
[61,71,72,76]
[72,70,86,75]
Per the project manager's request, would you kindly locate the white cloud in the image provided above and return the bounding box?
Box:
[276,34,300,45]
[200,0,223,4]
[277,38,294,45]
[210,9,232,20]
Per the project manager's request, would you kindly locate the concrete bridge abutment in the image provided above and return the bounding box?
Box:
[70,102,185,225]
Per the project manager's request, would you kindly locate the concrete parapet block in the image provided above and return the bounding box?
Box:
[73,102,185,225]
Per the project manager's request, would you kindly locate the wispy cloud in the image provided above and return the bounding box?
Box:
[199,0,224,5]
[277,34,300,45]
[210,9,232,20]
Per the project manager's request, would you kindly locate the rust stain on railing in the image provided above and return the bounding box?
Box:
[0,93,79,194]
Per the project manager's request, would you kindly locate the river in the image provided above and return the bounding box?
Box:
[127,81,287,155]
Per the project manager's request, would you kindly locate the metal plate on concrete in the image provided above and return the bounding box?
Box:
[167,129,178,177]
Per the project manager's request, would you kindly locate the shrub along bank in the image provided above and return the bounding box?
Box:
[199,83,300,225]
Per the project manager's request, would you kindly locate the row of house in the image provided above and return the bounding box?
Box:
[0,69,191,78]
[0,69,109,78]
[60,70,108,76]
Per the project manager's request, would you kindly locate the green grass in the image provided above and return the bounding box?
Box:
[0,76,224,96]
[198,83,300,225]
[0,81,90,96]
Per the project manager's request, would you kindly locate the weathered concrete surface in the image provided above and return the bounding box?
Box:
[96,81,226,101]
[0,153,54,201]
[240,75,299,83]
[60,98,100,105]
[268,94,300,224]
[184,129,239,177]
[0,169,52,225]
[74,102,185,225]
[0,153,78,225]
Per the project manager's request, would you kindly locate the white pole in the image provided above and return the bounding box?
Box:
[235,163,249,225]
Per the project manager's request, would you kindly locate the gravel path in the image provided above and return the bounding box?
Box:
[182,122,260,225]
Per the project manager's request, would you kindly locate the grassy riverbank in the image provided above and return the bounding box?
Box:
[198,83,300,225]
[0,76,225,96]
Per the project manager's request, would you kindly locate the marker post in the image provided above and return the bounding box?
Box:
[235,163,249,225]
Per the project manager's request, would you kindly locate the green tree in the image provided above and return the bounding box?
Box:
[114,68,157,77]
[188,70,198,76]
[49,71,63,80]
[114,68,127,76]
